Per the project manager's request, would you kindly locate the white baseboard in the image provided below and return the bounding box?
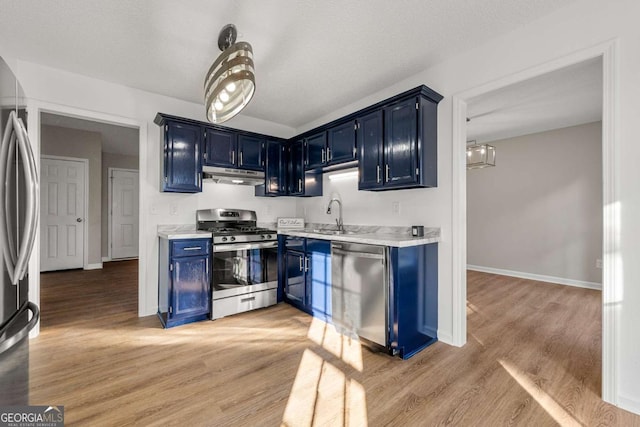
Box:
[102,256,111,262]
[618,394,640,416]
[467,265,602,290]
[437,330,455,346]
[84,263,103,270]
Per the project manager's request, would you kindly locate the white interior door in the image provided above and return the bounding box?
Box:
[110,169,139,259]
[40,157,85,271]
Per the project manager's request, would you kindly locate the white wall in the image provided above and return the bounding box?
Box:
[467,122,603,285]
[294,0,640,411]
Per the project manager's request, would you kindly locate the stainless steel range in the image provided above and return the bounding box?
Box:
[196,208,278,319]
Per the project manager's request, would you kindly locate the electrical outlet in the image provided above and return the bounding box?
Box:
[596,259,603,269]
[150,203,159,215]
[170,204,179,216]
[392,201,400,215]
[265,204,272,215]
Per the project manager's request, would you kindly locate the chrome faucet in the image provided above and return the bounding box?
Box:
[326,198,344,232]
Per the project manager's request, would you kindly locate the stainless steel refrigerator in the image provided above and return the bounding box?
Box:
[0,56,40,404]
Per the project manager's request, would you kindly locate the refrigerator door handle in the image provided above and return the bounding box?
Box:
[0,301,40,355]
[0,112,17,282]
[13,115,38,283]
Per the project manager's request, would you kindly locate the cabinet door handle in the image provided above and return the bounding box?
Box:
[321,148,326,163]
[327,147,331,161]
[240,151,243,165]
[299,256,303,271]
[386,164,390,182]
[183,246,202,251]
[298,178,302,192]
[231,150,235,165]
[376,165,381,183]
[240,296,256,303]
[304,256,309,272]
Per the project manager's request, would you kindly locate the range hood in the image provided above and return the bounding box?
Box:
[202,166,265,186]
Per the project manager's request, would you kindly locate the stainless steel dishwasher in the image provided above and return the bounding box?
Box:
[331,242,388,347]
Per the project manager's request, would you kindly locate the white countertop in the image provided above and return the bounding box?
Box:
[278,227,440,247]
[157,224,212,240]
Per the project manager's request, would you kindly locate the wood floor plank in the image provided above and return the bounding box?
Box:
[25,262,640,426]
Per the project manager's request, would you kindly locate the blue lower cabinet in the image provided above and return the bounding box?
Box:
[284,249,306,308]
[281,237,331,319]
[307,239,331,320]
[388,243,438,359]
[158,237,212,328]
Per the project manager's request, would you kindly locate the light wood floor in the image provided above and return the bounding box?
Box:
[31,262,640,426]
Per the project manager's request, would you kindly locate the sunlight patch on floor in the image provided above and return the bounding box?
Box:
[307,317,363,371]
[499,359,582,427]
[282,349,368,427]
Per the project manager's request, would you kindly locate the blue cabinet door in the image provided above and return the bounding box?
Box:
[262,139,287,195]
[327,121,356,165]
[289,140,305,195]
[170,255,211,320]
[237,134,265,171]
[384,98,418,186]
[284,250,306,308]
[357,111,384,190]
[163,121,202,193]
[307,239,331,320]
[305,131,327,170]
[204,128,237,167]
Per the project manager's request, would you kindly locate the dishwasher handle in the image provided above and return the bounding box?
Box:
[331,247,385,260]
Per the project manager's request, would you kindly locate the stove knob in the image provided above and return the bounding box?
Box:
[266,234,272,239]
[230,236,236,242]
[222,237,228,242]
[261,235,265,239]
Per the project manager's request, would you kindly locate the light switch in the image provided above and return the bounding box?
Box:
[392,201,400,215]
[170,204,178,216]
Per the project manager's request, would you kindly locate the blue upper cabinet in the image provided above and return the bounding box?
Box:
[358,87,442,191]
[161,120,202,193]
[237,134,265,171]
[357,110,384,190]
[261,139,287,196]
[305,131,327,170]
[204,128,237,168]
[384,98,418,187]
[304,123,356,171]
[289,140,306,196]
[327,120,357,165]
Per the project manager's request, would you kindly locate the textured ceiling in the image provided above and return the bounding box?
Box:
[466,58,602,143]
[0,0,580,130]
[41,112,139,157]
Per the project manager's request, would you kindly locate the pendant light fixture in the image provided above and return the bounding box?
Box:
[204,24,255,124]
[466,140,496,169]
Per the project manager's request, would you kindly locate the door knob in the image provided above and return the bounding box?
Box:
[76,218,83,223]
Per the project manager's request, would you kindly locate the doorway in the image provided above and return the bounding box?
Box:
[452,41,619,403]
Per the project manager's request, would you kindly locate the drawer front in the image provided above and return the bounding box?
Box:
[211,289,277,320]
[171,239,211,257]
[283,236,306,251]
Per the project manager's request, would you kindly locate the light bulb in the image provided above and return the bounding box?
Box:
[219,90,229,102]
[226,82,236,92]
[480,148,485,154]
[214,101,223,111]
[467,151,472,157]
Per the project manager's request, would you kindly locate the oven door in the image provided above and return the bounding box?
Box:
[211,240,278,300]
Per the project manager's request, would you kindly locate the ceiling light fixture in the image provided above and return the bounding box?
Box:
[204,24,255,124]
[466,140,496,169]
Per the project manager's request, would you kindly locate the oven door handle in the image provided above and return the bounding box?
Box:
[213,241,279,252]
